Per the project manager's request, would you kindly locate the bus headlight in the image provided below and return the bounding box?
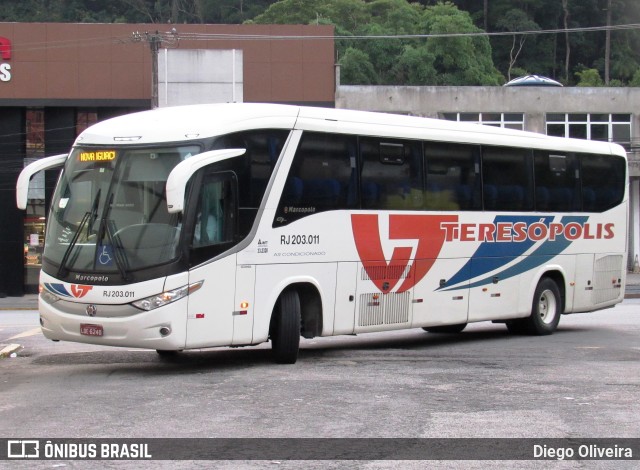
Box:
[131,280,204,311]
[40,285,60,305]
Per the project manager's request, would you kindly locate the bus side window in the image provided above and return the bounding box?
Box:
[534,151,581,212]
[212,129,289,235]
[424,142,481,211]
[360,138,423,210]
[274,132,357,226]
[481,146,534,211]
[580,153,625,212]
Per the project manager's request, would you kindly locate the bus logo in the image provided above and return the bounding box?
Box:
[351,214,456,293]
[44,283,93,299]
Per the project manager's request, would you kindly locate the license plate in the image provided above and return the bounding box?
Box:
[80,323,103,337]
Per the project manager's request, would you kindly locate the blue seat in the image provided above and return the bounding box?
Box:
[305,179,341,205]
[361,181,380,208]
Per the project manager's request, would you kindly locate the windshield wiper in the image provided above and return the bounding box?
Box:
[56,189,101,279]
[87,188,101,236]
[96,193,130,282]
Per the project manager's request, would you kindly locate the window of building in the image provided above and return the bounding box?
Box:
[545,113,632,149]
[442,112,525,130]
[76,109,98,135]
[23,108,46,292]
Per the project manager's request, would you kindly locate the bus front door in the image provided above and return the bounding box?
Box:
[186,255,237,348]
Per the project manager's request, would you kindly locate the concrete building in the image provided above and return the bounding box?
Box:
[336,83,640,271]
[0,22,335,295]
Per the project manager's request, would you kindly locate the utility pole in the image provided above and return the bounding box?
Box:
[132,31,164,109]
[149,31,161,109]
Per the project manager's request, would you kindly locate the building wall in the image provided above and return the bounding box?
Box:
[0,23,335,106]
[158,49,244,107]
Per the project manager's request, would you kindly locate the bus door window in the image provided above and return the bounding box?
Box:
[192,172,237,250]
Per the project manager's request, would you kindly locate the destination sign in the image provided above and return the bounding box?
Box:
[78,151,116,162]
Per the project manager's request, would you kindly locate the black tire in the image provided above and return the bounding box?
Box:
[510,277,562,335]
[505,319,528,335]
[271,289,301,364]
[422,323,467,334]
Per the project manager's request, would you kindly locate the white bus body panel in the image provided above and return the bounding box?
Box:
[233,263,256,345]
[38,271,188,350]
[186,255,237,348]
[334,262,357,335]
[411,258,469,328]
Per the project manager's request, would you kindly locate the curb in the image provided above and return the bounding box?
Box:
[0,343,22,358]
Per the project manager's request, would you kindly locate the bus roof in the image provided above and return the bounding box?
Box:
[75,103,626,157]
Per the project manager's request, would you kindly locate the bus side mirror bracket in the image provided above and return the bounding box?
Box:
[165,148,246,214]
[16,154,67,209]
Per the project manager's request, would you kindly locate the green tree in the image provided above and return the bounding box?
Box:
[392,45,437,85]
[255,0,502,85]
[339,47,378,84]
[629,69,640,87]
[495,8,540,81]
[575,68,603,86]
[423,2,502,85]
[250,0,323,24]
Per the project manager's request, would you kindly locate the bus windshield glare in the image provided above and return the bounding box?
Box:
[45,145,199,275]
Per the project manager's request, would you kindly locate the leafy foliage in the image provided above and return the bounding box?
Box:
[255,0,503,85]
[576,68,604,86]
[1,0,639,86]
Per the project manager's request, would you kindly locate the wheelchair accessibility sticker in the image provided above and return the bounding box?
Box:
[96,245,114,267]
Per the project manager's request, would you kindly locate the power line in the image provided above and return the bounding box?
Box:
[175,22,640,41]
[5,22,640,55]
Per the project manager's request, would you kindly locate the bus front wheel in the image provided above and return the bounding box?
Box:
[507,278,561,335]
[270,289,301,364]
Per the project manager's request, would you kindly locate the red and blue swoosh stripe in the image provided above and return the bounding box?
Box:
[441,215,588,291]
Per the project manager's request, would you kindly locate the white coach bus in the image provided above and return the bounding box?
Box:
[17,104,628,364]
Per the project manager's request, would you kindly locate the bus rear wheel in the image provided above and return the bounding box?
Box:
[271,289,301,364]
[422,323,467,334]
[507,277,561,335]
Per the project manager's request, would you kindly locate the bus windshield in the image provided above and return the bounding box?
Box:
[45,145,199,276]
